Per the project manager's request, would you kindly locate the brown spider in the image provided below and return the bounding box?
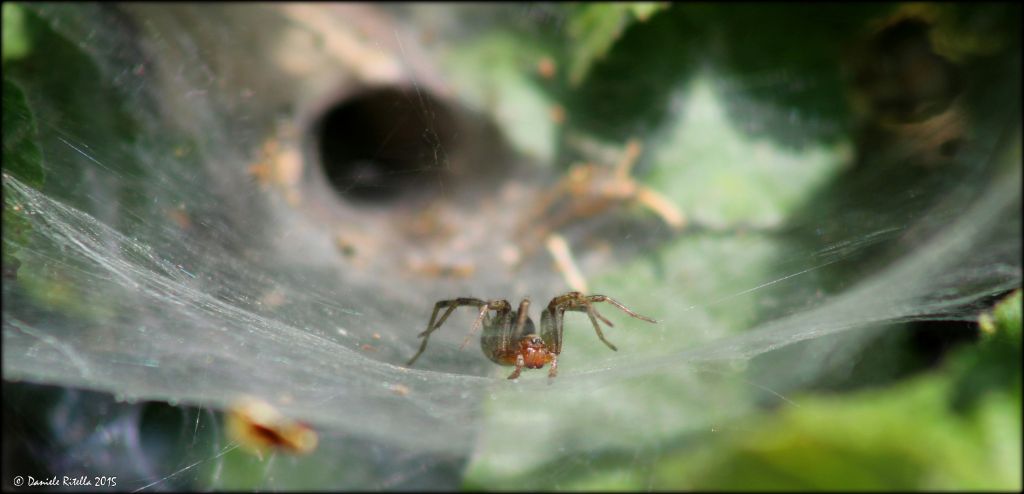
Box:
[406,291,657,379]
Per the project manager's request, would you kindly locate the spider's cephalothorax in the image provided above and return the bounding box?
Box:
[406,292,657,380]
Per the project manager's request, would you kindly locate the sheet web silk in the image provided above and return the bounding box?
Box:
[2,3,1020,490]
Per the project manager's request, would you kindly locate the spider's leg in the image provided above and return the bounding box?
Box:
[588,303,615,327]
[498,302,521,354]
[408,305,456,366]
[460,304,491,350]
[558,291,613,326]
[512,299,531,336]
[548,354,559,379]
[588,295,658,323]
[536,293,655,360]
[539,306,561,355]
[417,304,452,338]
[460,300,511,350]
[583,304,618,351]
[507,354,525,380]
[408,298,485,366]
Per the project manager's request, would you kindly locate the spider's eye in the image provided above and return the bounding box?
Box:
[531,337,543,345]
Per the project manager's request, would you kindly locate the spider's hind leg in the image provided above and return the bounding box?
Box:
[549,292,619,351]
[545,292,657,356]
[407,298,487,367]
[460,299,512,350]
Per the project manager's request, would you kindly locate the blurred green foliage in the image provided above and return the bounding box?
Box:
[560,3,894,145]
[2,4,44,189]
[565,3,669,86]
[2,79,44,188]
[652,290,1021,490]
[2,3,43,280]
[441,32,559,163]
[652,377,1019,489]
[652,294,1020,490]
[2,3,138,320]
[2,3,32,63]
[952,290,1023,413]
[2,2,139,194]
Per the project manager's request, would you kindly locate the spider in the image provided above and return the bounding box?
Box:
[406,291,657,379]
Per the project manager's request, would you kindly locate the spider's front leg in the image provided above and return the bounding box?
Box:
[507,354,525,380]
[541,291,618,354]
[585,294,658,324]
[542,292,658,357]
[506,351,558,380]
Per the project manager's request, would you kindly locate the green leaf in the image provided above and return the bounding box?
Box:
[2,194,30,280]
[566,3,669,86]
[440,31,559,163]
[3,5,139,179]
[2,77,44,280]
[978,289,1021,341]
[627,3,667,22]
[646,77,848,228]
[649,292,1022,490]
[2,7,136,319]
[950,290,1022,412]
[2,3,32,63]
[651,378,1020,490]
[2,78,44,188]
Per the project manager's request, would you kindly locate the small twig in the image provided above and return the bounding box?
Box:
[545,233,589,293]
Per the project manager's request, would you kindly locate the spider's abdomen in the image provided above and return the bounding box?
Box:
[480,314,536,365]
[487,351,519,366]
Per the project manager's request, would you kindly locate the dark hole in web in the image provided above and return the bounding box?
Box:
[315,86,458,203]
[138,401,194,469]
[906,319,980,367]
